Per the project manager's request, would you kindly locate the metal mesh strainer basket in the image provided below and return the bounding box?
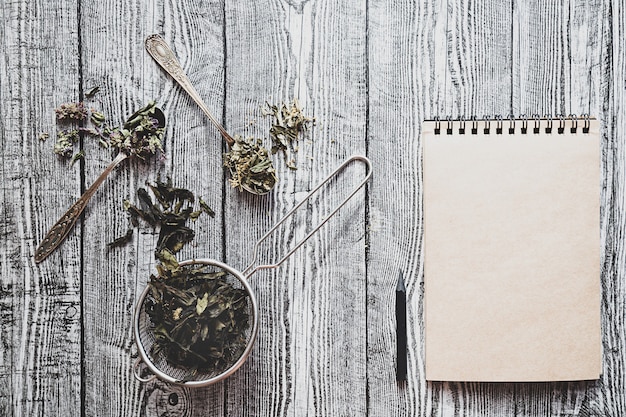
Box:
[132,155,372,387]
[133,259,259,387]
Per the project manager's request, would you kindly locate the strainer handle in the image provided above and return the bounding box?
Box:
[242,155,372,277]
[133,358,158,384]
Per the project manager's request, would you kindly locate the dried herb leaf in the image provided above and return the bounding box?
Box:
[112,101,165,159]
[48,99,164,163]
[55,102,88,122]
[54,129,79,158]
[70,150,85,167]
[224,135,277,194]
[261,99,313,169]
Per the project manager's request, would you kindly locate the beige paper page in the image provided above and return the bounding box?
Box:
[423,119,601,382]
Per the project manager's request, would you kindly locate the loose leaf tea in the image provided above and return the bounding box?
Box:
[114,177,214,256]
[224,135,277,194]
[262,99,313,170]
[145,252,250,374]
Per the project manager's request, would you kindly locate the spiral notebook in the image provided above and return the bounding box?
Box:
[423,116,601,382]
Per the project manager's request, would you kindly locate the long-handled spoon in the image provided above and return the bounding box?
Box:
[144,34,275,196]
[34,108,166,263]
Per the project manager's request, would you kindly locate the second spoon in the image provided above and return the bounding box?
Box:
[144,34,276,195]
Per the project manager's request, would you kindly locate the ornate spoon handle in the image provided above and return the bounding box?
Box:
[34,152,128,263]
[144,34,234,146]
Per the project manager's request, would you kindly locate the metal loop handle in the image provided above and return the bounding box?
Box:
[133,358,157,383]
[242,155,372,277]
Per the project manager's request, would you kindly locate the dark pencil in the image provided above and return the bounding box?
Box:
[396,271,407,381]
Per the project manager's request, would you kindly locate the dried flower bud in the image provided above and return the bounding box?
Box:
[54,130,79,158]
[55,102,88,122]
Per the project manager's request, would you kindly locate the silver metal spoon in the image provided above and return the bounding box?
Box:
[144,34,275,196]
[34,108,166,264]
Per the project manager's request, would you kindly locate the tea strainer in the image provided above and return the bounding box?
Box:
[133,155,372,386]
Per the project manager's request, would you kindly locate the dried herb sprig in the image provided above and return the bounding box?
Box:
[224,135,277,194]
[262,99,313,170]
[145,252,250,375]
[109,101,165,159]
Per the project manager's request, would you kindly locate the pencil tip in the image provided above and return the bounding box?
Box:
[396,270,405,292]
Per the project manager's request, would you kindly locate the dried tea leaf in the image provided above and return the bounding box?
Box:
[145,259,250,375]
[85,86,100,99]
[196,292,209,315]
[199,198,216,218]
[108,228,134,248]
[119,178,215,256]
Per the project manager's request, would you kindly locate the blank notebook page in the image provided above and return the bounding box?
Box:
[423,119,601,382]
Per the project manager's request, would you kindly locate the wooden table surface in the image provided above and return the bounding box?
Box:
[2,0,625,416]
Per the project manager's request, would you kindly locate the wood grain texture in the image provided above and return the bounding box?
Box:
[2,0,626,416]
[223,0,368,416]
[78,0,228,415]
[1,1,83,416]
[366,0,437,415]
[78,0,165,413]
[598,0,626,415]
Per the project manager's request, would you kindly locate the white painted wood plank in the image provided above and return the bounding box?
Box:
[77,0,226,415]
[367,0,517,416]
[512,2,607,415]
[366,0,440,415]
[595,0,626,416]
[223,1,368,416]
[0,1,82,416]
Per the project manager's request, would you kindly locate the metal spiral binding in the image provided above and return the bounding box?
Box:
[431,114,592,135]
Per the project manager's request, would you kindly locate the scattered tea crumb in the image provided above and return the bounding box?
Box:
[39,132,49,141]
[262,99,313,170]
